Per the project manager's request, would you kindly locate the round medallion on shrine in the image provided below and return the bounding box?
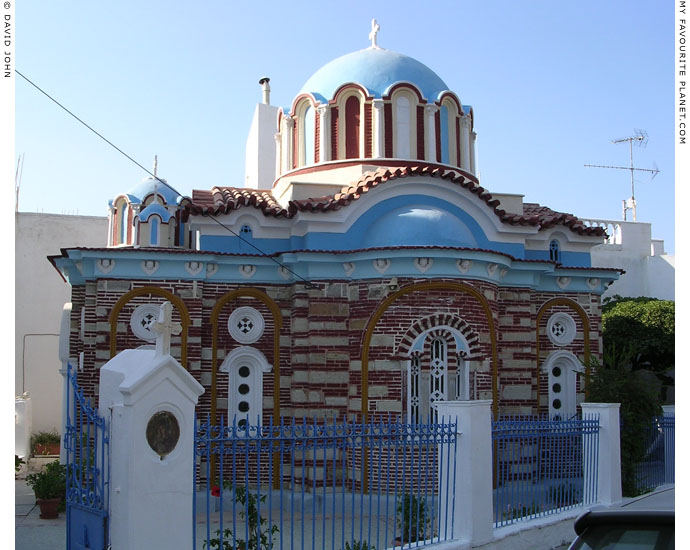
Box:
[146,410,180,459]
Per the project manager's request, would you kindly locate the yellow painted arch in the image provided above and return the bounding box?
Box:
[361,281,499,420]
[209,288,283,428]
[108,286,191,367]
[535,297,592,412]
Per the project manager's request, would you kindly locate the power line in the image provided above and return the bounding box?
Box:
[16,69,316,289]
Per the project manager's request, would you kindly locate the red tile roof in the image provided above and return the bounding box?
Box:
[182,165,605,237]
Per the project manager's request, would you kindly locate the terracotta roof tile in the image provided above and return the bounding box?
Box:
[181,165,605,237]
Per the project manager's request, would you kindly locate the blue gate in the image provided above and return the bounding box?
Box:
[65,362,110,550]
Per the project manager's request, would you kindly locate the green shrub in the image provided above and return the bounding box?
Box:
[396,494,430,543]
[26,460,66,500]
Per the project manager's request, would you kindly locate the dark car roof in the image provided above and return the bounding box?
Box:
[574,487,675,536]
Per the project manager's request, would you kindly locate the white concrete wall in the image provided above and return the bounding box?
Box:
[590,220,674,300]
[15,212,108,435]
[245,102,279,189]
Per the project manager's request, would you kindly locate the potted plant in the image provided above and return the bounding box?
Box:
[25,460,66,519]
[31,431,61,456]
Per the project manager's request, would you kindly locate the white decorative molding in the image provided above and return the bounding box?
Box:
[278,266,291,280]
[130,304,161,342]
[185,261,204,276]
[457,259,472,274]
[414,257,433,273]
[487,263,498,277]
[206,263,219,277]
[75,261,83,274]
[546,312,577,346]
[141,260,159,275]
[499,268,508,279]
[96,258,115,274]
[587,278,601,290]
[239,264,256,278]
[228,307,265,344]
[373,258,391,274]
[343,262,356,276]
[556,276,571,289]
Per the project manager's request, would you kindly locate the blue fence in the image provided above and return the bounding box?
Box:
[630,415,674,493]
[491,415,600,527]
[193,416,458,550]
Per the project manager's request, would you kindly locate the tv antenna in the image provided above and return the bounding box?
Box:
[584,129,659,221]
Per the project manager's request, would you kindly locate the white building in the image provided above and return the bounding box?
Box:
[585,218,674,300]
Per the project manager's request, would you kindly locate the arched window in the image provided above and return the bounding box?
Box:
[220,346,272,427]
[544,351,584,419]
[395,95,411,158]
[118,201,128,245]
[150,218,159,246]
[345,96,360,159]
[549,240,561,262]
[440,99,459,166]
[407,327,470,423]
[303,105,315,165]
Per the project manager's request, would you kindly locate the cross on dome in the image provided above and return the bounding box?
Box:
[152,301,181,358]
[369,19,380,49]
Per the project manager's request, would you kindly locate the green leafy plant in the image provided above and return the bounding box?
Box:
[396,494,430,543]
[204,483,279,550]
[15,455,26,473]
[26,460,66,500]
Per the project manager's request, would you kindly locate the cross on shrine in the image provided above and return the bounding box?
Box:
[369,18,380,49]
[152,301,181,358]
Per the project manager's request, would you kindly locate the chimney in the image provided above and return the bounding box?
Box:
[259,77,271,105]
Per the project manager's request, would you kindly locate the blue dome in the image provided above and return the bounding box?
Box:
[299,48,449,103]
[125,176,182,206]
[363,206,477,248]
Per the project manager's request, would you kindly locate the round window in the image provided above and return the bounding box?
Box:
[552,366,562,377]
[552,383,562,393]
[228,307,265,344]
[546,313,576,346]
[239,384,250,395]
[552,399,562,410]
[238,401,250,413]
[238,366,250,378]
[130,304,161,342]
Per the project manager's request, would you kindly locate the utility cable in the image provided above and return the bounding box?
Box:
[16,69,316,289]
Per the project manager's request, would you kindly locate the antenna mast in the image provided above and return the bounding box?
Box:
[584,129,659,222]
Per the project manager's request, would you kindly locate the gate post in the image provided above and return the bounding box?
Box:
[98,302,204,550]
[433,400,493,546]
[661,405,674,483]
[581,403,621,506]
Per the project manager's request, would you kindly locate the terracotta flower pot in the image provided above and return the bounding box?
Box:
[37,497,61,519]
[34,443,61,456]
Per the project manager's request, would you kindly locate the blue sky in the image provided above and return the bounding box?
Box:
[14,0,676,252]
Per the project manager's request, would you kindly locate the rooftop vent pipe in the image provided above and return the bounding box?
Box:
[259,77,271,105]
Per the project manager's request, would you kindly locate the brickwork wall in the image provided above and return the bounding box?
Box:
[68,277,601,422]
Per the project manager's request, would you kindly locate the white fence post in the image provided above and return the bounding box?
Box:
[434,400,493,546]
[661,405,675,483]
[581,403,622,506]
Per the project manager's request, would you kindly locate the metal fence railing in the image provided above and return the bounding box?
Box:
[629,415,674,493]
[193,416,458,550]
[491,415,600,527]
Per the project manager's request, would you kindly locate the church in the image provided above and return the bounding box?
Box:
[50,22,622,426]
